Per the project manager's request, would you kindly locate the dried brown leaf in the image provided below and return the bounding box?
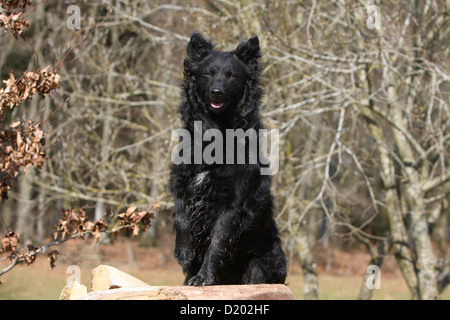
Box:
[47,250,59,270]
[0,0,32,39]
[20,244,37,265]
[0,229,19,254]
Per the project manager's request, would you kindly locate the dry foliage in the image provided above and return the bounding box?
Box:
[115,205,156,236]
[0,66,60,201]
[0,202,159,275]
[55,208,108,242]
[0,67,61,111]
[0,120,46,200]
[0,0,32,39]
[0,229,19,253]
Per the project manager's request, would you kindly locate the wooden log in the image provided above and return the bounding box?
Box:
[59,281,88,300]
[81,284,295,300]
[91,264,149,291]
[60,264,295,300]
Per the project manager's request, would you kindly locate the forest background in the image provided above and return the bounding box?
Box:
[0,0,448,300]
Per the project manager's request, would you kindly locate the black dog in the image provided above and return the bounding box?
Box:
[170,31,286,286]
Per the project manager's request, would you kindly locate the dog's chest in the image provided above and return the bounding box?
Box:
[185,170,234,213]
[193,171,208,187]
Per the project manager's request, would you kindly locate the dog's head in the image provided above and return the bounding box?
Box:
[184,31,261,116]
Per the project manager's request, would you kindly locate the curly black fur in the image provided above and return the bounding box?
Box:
[170,31,286,286]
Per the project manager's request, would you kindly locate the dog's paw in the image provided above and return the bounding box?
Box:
[187,273,215,286]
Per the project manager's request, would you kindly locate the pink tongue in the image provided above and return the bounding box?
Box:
[211,102,224,108]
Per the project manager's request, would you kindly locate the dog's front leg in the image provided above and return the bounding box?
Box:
[173,198,198,283]
[187,209,243,286]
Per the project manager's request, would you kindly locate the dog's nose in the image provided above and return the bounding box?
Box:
[211,89,224,100]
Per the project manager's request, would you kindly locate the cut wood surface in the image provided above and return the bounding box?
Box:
[60,264,295,300]
[91,264,149,291]
[59,281,88,300]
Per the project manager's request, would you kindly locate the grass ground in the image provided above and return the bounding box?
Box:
[0,238,448,300]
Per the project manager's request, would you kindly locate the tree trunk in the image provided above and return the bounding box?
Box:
[16,171,33,242]
[407,196,439,300]
[385,60,439,300]
[359,67,420,299]
[296,226,318,300]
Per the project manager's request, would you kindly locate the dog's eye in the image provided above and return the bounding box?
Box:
[204,72,213,77]
[227,74,237,79]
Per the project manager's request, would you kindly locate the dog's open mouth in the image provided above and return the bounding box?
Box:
[210,102,224,109]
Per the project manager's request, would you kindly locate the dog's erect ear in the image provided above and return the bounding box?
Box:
[235,35,261,64]
[187,31,213,60]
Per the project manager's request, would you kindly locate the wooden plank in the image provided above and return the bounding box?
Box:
[81,284,295,300]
